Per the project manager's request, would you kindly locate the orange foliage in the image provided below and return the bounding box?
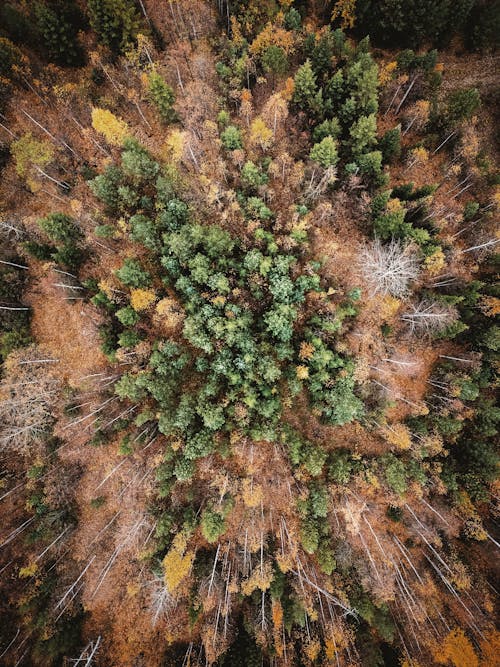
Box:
[249,22,295,56]
[479,630,500,667]
[433,628,479,667]
[272,600,284,657]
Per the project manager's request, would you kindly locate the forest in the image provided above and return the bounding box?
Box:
[0,0,498,665]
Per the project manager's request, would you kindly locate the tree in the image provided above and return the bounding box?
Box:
[446,88,481,124]
[360,239,419,297]
[221,125,243,150]
[148,71,176,124]
[349,113,377,155]
[91,108,129,146]
[249,117,273,150]
[261,45,288,77]
[293,59,318,111]
[200,508,226,543]
[87,0,141,54]
[331,0,357,29]
[310,136,339,168]
[38,213,82,245]
[0,347,60,454]
[401,300,459,336]
[355,0,475,48]
[10,132,54,190]
[379,126,401,162]
[115,258,152,288]
[33,1,84,66]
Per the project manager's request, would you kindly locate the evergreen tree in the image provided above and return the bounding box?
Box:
[310,136,339,168]
[87,0,140,54]
[34,1,85,66]
[148,71,176,124]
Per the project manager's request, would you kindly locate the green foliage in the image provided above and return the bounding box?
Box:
[33,1,85,66]
[0,261,32,360]
[349,114,377,156]
[240,161,268,190]
[445,87,481,124]
[121,139,160,182]
[38,213,82,244]
[261,45,288,76]
[467,0,500,51]
[200,508,226,543]
[328,450,354,484]
[87,0,140,54]
[221,125,243,150]
[299,518,319,554]
[115,258,152,288]
[312,118,341,142]
[382,454,408,494]
[284,7,301,31]
[310,136,339,168]
[356,0,475,48]
[32,213,84,270]
[293,59,319,112]
[148,71,176,124]
[379,126,401,162]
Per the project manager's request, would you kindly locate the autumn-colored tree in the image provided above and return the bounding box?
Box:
[91,107,130,146]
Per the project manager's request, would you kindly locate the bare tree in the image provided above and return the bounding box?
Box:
[401,300,458,336]
[0,347,60,453]
[361,239,419,297]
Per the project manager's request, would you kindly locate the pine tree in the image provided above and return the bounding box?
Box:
[34,1,84,66]
[310,136,339,168]
[293,59,318,112]
[148,71,176,124]
[87,0,141,54]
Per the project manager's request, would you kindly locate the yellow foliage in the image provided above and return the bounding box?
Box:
[249,23,295,56]
[154,298,184,333]
[162,129,186,163]
[383,423,412,450]
[162,532,195,594]
[296,364,309,380]
[98,279,114,298]
[299,341,315,360]
[379,295,401,320]
[304,638,321,662]
[19,562,38,578]
[241,478,263,507]
[91,108,129,146]
[378,61,397,87]
[433,628,478,667]
[424,249,446,276]
[241,561,273,595]
[126,582,140,597]
[386,197,403,213]
[331,0,357,29]
[11,132,54,184]
[409,146,429,165]
[230,16,245,49]
[130,288,156,311]
[249,117,273,150]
